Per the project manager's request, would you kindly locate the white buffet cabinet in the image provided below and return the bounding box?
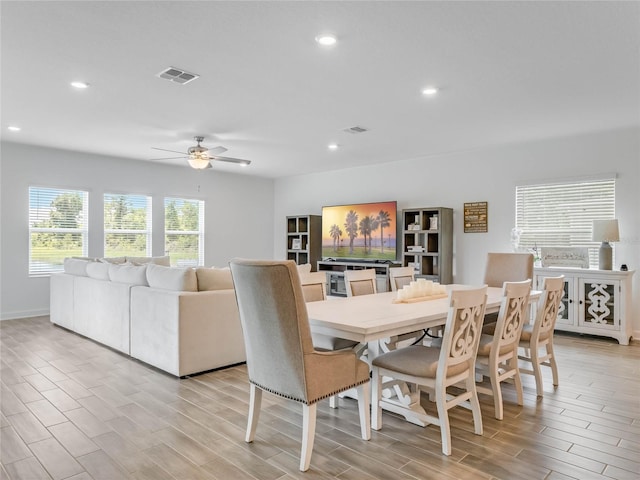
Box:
[534,267,635,345]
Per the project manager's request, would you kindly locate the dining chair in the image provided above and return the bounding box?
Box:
[371,286,488,455]
[300,271,360,351]
[475,280,531,420]
[518,275,564,397]
[344,268,378,297]
[229,259,370,472]
[388,266,415,291]
[482,252,534,329]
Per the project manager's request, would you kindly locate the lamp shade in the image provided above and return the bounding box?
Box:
[592,219,619,242]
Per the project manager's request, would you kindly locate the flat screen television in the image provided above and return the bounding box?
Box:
[321,201,397,261]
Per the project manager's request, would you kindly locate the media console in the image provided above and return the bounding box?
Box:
[317,260,400,297]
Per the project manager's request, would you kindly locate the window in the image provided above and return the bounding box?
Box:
[104,193,152,258]
[515,177,615,267]
[164,197,204,266]
[29,186,89,276]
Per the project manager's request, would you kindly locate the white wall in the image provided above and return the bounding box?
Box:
[274,127,640,336]
[0,142,274,320]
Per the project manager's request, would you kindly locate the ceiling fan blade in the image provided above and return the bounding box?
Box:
[151,147,187,155]
[211,155,252,166]
[152,156,187,160]
[208,146,228,155]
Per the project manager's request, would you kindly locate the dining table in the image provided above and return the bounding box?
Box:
[306,285,541,426]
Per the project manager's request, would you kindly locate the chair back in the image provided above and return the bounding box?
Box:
[533,276,564,340]
[494,280,531,352]
[229,259,314,403]
[483,253,534,288]
[389,266,415,292]
[344,269,378,297]
[300,272,327,302]
[438,287,488,379]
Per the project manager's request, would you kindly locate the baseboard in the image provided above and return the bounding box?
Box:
[1,309,50,321]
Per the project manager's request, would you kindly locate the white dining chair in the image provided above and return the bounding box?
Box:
[388,266,415,292]
[344,269,378,297]
[475,280,531,420]
[371,286,488,455]
[518,275,564,397]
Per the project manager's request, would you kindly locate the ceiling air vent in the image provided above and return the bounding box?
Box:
[343,126,368,134]
[156,67,199,85]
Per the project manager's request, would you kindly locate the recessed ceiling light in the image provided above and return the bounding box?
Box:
[70,81,90,89]
[328,143,339,150]
[315,34,337,46]
[422,87,438,96]
[8,126,21,132]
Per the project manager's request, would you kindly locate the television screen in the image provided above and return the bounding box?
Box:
[321,201,397,261]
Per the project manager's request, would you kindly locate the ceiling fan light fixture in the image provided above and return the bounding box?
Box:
[188,157,210,169]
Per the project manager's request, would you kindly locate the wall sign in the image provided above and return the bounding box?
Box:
[464,202,488,233]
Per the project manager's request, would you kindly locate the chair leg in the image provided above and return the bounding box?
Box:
[530,345,544,397]
[435,385,452,455]
[548,342,559,387]
[245,384,262,443]
[356,382,371,440]
[329,395,338,409]
[466,375,483,436]
[371,368,383,431]
[300,403,317,471]
[512,358,524,406]
[489,364,503,420]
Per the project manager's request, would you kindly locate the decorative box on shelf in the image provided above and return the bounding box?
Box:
[533,266,635,345]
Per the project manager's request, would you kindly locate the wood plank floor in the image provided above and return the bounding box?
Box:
[1,316,639,479]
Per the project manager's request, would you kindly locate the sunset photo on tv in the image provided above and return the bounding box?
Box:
[321,201,397,261]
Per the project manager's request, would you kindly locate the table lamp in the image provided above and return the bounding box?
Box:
[592,219,619,270]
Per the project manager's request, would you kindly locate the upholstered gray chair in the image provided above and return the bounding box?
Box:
[483,253,534,288]
[475,280,531,420]
[482,252,534,329]
[229,259,371,471]
[371,286,488,455]
[518,275,564,397]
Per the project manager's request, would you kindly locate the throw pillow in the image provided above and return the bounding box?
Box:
[99,257,126,264]
[126,255,171,267]
[108,263,148,286]
[63,258,92,276]
[146,264,197,292]
[196,267,234,291]
[86,262,110,280]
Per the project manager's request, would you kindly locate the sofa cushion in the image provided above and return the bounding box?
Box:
[196,267,234,291]
[108,263,148,286]
[63,258,92,276]
[99,256,127,264]
[146,264,197,291]
[86,261,111,280]
[126,255,171,267]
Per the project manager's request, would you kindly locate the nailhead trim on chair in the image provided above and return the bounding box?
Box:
[250,378,370,405]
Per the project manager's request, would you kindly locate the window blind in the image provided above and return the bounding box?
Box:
[164,197,205,266]
[104,194,152,258]
[29,186,89,276]
[515,178,615,267]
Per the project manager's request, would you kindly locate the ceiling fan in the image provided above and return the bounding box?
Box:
[152,136,251,169]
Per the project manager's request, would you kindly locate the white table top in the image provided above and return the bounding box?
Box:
[307,286,541,343]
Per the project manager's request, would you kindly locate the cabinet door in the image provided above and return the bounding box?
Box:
[579,278,620,331]
[536,275,574,327]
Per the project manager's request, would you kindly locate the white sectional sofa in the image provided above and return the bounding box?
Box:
[50,257,246,377]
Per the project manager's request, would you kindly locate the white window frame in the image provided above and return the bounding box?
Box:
[164,197,205,266]
[104,193,152,258]
[515,176,616,268]
[29,186,89,276]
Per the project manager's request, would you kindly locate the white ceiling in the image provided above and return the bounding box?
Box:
[1,1,638,179]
